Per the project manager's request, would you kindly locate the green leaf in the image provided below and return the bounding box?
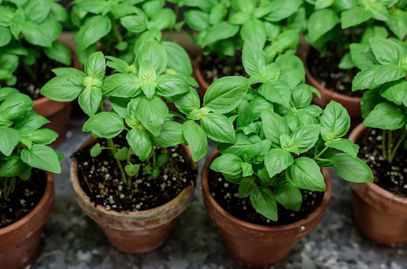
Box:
[201,113,235,144]
[44,42,71,66]
[381,80,407,107]
[283,125,321,154]
[287,157,326,191]
[261,110,289,145]
[275,54,305,89]
[114,147,128,161]
[182,120,208,162]
[157,74,190,97]
[25,0,50,23]
[85,52,106,80]
[201,22,239,47]
[239,177,257,198]
[75,15,111,51]
[142,0,164,17]
[364,102,407,130]
[125,164,140,177]
[163,41,193,75]
[24,129,58,145]
[150,8,175,30]
[352,65,406,91]
[21,144,61,173]
[126,129,152,161]
[154,121,185,148]
[22,20,55,47]
[339,53,355,69]
[120,14,148,33]
[265,148,294,178]
[370,38,403,65]
[14,112,48,133]
[349,43,378,70]
[41,74,84,102]
[250,187,278,221]
[0,26,11,47]
[332,153,373,183]
[136,97,168,136]
[320,101,350,141]
[0,127,20,156]
[275,183,302,211]
[138,60,157,99]
[0,155,25,177]
[103,74,140,97]
[184,10,209,31]
[83,112,124,139]
[0,92,32,121]
[78,86,102,116]
[210,153,243,177]
[386,9,407,40]
[258,80,291,107]
[90,143,102,157]
[325,138,359,157]
[341,6,372,28]
[265,0,302,22]
[136,40,167,75]
[307,9,338,43]
[173,89,201,115]
[203,76,249,114]
[242,41,265,76]
[241,19,267,47]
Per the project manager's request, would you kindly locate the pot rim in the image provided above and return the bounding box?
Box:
[202,149,332,233]
[71,136,197,218]
[302,44,361,104]
[349,123,407,205]
[0,172,53,235]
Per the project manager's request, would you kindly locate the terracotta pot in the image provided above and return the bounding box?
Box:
[202,150,332,268]
[192,54,209,98]
[302,45,361,120]
[70,137,197,253]
[349,124,407,244]
[0,173,54,269]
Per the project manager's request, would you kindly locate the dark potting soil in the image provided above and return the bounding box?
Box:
[73,139,197,212]
[208,172,324,226]
[199,52,245,84]
[359,129,407,197]
[0,170,46,228]
[15,54,64,100]
[307,47,361,98]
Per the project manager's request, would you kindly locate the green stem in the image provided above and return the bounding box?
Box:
[382,130,387,160]
[152,150,156,167]
[388,131,407,163]
[107,139,128,185]
[23,63,37,84]
[388,130,393,161]
[315,147,328,159]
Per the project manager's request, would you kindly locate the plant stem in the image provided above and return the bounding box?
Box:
[112,18,123,44]
[382,130,387,160]
[315,146,328,159]
[388,130,393,161]
[23,63,37,84]
[107,138,128,186]
[388,131,407,163]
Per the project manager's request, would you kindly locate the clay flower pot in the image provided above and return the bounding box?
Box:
[349,124,407,244]
[301,45,361,120]
[0,173,54,269]
[70,137,196,253]
[192,54,209,98]
[202,150,332,268]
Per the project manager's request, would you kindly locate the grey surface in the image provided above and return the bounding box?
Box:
[32,118,407,269]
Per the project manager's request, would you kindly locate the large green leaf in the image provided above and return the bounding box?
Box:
[264,148,293,178]
[83,112,124,139]
[320,101,350,141]
[0,127,20,156]
[126,129,152,161]
[332,153,373,183]
[201,113,235,143]
[75,15,111,50]
[286,157,326,191]
[182,120,208,161]
[364,102,407,130]
[21,144,61,173]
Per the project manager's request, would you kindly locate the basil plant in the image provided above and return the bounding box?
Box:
[182,0,305,57]
[0,0,71,85]
[0,88,62,200]
[72,0,189,71]
[305,0,407,63]
[210,41,373,220]
[41,45,249,187]
[351,37,407,163]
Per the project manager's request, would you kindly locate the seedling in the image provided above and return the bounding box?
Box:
[41,46,248,187]
[351,37,407,163]
[0,88,62,200]
[210,41,373,220]
[0,0,71,86]
[72,0,191,76]
[182,0,304,57]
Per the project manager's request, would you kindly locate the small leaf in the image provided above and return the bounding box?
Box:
[250,187,278,221]
[201,113,236,144]
[0,127,20,156]
[326,138,359,157]
[286,157,326,192]
[320,101,350,141]
[364,102,407,130]
[265,148,294,178]
[126,129,152,161]
[332,153,374,183]
[83,112,124,139]
[182,120,208,162]
[90,143,102,157]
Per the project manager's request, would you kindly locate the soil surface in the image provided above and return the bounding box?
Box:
[208,172,324,226]
[199,52,245,84]
[73,137,197,212]
[0,170,46,228]
[359,129,407,197]
[15,53,64,100]
[307,47,361,98]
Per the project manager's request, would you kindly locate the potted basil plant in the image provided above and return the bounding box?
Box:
[202,41,373,267]
[40,46,248,252]
[304,0,406,119]
[183,0,305,95]
[349,37,407,244]
[0,88,62,269]
[0,0,80,144]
